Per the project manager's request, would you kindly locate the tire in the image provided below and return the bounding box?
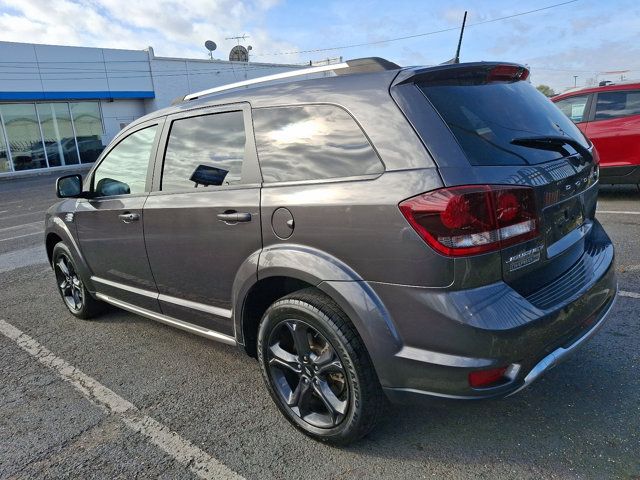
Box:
[52,242,104,320]
[257,288,385,445]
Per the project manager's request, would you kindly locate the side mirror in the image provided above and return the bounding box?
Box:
[56,174,83,198]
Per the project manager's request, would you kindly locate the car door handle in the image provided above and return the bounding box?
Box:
[217,212,252,223]
[118,212,140,223]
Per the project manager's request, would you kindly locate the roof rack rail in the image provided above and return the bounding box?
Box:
[183,57,400,101]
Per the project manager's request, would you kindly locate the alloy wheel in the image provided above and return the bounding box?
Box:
[54,254,84,312]
[267,319,350,428]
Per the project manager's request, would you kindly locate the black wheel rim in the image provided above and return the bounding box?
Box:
[54,254,84,313]
[267,319,350,429]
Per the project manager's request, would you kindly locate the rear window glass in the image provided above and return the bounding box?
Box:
[419,80,589,166]
[595,90,640,120]
[252,105,383,183]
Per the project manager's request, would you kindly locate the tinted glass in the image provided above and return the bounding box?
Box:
[70,102,105,163]
[37,103,80,167]
[0,121,9,173]
[0,104,47,171]
[419,81,589,166]
[554,95,590,123]
[93,125,157,196]
[162,111,246,191]
[595,90,640,120]
[253,105,383,183]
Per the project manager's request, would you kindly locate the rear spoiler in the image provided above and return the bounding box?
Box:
[392,62,529,87]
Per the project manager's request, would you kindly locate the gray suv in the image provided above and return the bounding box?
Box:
[46,58,617,444]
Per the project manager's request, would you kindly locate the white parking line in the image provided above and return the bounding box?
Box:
[0,231,43,243]
[0,319,244,480]
[597,210,640,215]
[0,210,47,221]
[0,221,42,233]
[619,291,640,299]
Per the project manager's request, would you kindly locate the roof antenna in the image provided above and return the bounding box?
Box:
[442,11,467,64]
[454,11,467,63]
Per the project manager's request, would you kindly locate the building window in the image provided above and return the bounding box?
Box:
[0,101,106,174]
[0,104,47,171]
[0,120,9,173]
[37,103,80,167]
[70,102,105,163]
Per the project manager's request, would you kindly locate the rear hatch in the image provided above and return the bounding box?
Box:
[392,63,600,296]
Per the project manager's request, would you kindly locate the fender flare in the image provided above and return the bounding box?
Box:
[45,215,96,292]
[232,244,402,375]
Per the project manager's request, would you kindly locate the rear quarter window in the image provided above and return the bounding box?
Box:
[595,90,640,120]
[252,105,383,183]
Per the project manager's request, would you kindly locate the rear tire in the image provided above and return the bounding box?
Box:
[52,242,104,320]
[257,288,385,445]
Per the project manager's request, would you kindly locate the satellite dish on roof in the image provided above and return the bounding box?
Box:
[205,40,217,60]
[229,45,249,62]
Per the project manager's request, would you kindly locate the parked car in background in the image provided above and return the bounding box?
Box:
[46,59,616,444]
[553,81,640,185]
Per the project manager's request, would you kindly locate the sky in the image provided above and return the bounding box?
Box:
[0,0,639,92]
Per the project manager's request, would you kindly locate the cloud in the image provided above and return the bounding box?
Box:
[1,0,639,88]
[0,0,296,61]
[527,40,640,92]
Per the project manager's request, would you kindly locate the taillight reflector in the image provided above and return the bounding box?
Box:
[399,185,539,257]
[468,366,509,388]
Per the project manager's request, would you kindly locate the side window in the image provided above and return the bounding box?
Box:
[161,111,246,191]
[252,105,384,183]
[595,90,640,120]
[93,125,158,196]
[554,95,589,123]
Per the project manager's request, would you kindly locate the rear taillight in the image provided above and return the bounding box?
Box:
[399,185,539,257]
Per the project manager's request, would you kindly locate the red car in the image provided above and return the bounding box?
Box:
[552,82,640,185]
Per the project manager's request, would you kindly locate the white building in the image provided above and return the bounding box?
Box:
[0,41,301,177]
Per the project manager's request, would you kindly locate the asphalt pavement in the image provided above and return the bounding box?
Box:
[0,173,638,479]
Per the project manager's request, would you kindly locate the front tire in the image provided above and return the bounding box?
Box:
[52,242,104,320]
[257,288,385,445]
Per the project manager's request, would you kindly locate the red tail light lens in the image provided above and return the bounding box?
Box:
[468,366,509,388]
[399,185,539,257]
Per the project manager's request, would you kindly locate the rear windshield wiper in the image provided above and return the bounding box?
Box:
[510,135,591,160]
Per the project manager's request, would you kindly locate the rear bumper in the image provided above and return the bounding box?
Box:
[366,222,617,403]
[599,165,640,185]
[507,293,616,396]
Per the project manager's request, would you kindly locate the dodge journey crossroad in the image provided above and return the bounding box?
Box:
[46,58,617,444]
